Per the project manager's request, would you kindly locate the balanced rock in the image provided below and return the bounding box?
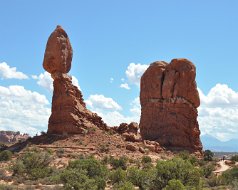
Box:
[43,26,107,134]
[140,59,202,152]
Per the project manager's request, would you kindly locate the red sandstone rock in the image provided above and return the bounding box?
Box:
[114,122,139,134]
[43,25,72,74]
[126,144,137,152]
[43,26,107,134]
[140,59,202,153]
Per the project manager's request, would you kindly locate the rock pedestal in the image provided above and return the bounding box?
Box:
[140,59,202,152]
[43,26,107,134]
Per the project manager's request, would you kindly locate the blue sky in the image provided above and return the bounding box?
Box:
[0,1,238,141]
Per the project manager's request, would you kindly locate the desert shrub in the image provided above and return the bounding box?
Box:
[221,167,238,185]
[162,179,185,190]
[113,181,135,190]
[67,157,107,178]
[231,155,238,162]
[0,184,14,190]
[60,157,108,190]
[141,155,152,164]
[178,151,190,160]
[177,151,199,166]
[56,148,65,158]
[110,168,126,185]
[153,158,201,189]
[206,174,222,187]
[0,150,12,162]
[127,166,156,189]
[99,144,109,153]
[0,143,7,151]
[12,149,53,179]
[203,150,214,161]
[60,169,98,190]
[110,156,128,170]
[202,162,216,178]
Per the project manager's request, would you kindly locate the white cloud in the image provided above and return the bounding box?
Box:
[32,72,53,91]
[86,94,122,111]
[120,83,130,90]
[0,62,28,79]
[72,76,81,90]
[32,72,81,91]
[198,84,238,141]
[0,85,50,135]
[86,95,140,127]
[110,77,114,83]
[125,63,149,86]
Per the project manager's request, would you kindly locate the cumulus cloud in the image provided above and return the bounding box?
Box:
[72,76,81,90]
[198,84,238,141]
[125,63,148,86]
[120,83,130,90]
[32,72,81,91]
[86,94,122,111]
[0,62,28,79]
[0,85,50,135]
[85,95,140,126]
[32,72,53,91]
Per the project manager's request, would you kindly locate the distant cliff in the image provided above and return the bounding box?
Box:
[0,131,29,144]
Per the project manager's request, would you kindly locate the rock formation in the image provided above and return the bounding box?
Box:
[140,59,202,152]
[43,26,107,134]
[0,131,29,144]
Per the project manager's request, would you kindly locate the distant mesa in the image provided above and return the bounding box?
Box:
[0,131,29,144]
[139,59,203,153]
[43,26,107,134]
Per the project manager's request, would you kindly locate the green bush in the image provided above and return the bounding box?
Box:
[162,179,185,190]
[67,157,108,178]
[203,150,214,161]
[231,155,238,162]
[127,166,155,189]
[153,158,201,189]
[60,157,108,190]
[60,169,98,190]
[12,149,53,179]
[114,181,135,190]
[0,150,12,162]
[109,168,126,184]
[110,156,128,170]
[141,156,152,164]
[206,174,222,187]
[202,162,216,178]
[0,184,14,190]
[221,167,238,185]
[177,151,190,160]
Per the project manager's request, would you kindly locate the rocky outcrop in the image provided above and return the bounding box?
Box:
[115,122,139,134]
[0,131,29,144]
[140,59,202,152]
[113,122,141,142]
[43,26,107,134]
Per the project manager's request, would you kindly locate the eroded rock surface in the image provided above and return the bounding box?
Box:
[43,26,107,134]
[0,131,29,144]
[140,59,202,152]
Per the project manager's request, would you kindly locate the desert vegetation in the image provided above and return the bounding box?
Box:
[0,147,237,190]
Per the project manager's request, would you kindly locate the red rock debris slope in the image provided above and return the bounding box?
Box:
[140,59,203,153]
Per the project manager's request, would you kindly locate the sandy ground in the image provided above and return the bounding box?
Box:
[214,160,231,175]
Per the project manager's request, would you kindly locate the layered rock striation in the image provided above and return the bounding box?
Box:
[43,26,107,134]
[140,59,202,152]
